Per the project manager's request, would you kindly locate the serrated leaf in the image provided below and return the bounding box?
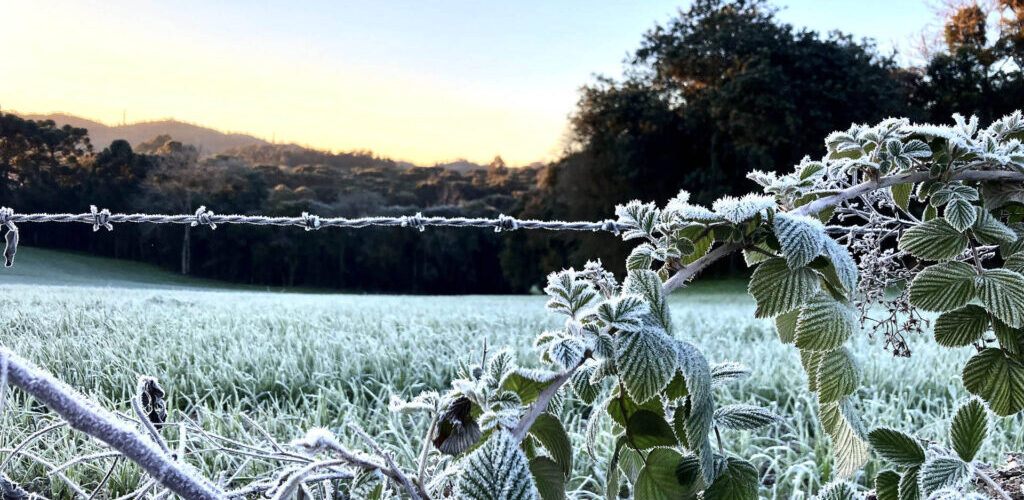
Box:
[972,207,1017,245]
[570,364,600,404]
[713,404,781,430]
[712,194,776,224]
[703,457,758,500]
[527,413,573,477]
[898,218,969,261]
[908,261,977,312]
[710,361,751,387]
[676,224,714,266]
[795,293,857,351]
[800,350,825,392]
[816,347,860,404]
[503,369,557,405]
[627,244,655,271]
[820,398,869,478]
[776,308,799,344]
[633,449,692,500]
[1006,251,1024,274]
[892,183,913,211]
[529,457,565,500]
[615,325,678,403]
[918,457,971,496]
[597,294,649,333]
[624,270,672,332]
[774,212,827,269]
[749,258,821,318]
[975,268,1024,328]
[933,305,990,347]
[457,431,538,500]
[944,198,977,232]
[867,428,926,467]
[815,481,861,500]
[950,397,987,463]
[993,318,1024,355]
[898,465,921,500]
[873,470,901,500]
[962,348,1024,416]
[822,237,858,293]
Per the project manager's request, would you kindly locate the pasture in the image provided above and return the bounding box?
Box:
[1,247,1019,498]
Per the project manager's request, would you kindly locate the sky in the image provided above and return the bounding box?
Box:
[0,1,935,165]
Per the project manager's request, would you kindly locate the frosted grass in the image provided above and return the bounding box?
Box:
[0,282,1019,498]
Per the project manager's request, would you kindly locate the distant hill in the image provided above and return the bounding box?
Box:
[18,113,268,156]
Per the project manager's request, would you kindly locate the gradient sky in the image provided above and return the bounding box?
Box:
[0,1,933,165]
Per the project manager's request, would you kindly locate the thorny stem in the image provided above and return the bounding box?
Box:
[972,466,1013,500]
[416,411,439,490]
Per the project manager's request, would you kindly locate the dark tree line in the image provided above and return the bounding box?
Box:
[3,0,1024,293]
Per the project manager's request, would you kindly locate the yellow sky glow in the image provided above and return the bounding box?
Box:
[0,3,574,165]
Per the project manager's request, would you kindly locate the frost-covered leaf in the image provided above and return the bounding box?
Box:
[933,305,990,347]
[544,270,599,318]
[624,410,678,449]
[486,350,516,387]
[972,207,1017,245]
[710,361,751,387]
[569,363,599,404]
[962,348,1024,416]
[624,270,672,332]
[908,261,977,312]
[795,293,857,352]
[435,397,483,456]
[712,193,776,224]
[822,237,858,293]
[816,347,860,404]
[874,470,901,500]
[1006,251,1024,274]
[867,427,925,467]
[949,397,987,463]
[775,308,799,344]
[918,457,971,496]
[597,294,649,333]
[974,269,1024,328]
[815,481,862,500]
[502,369,558,405]
[627,244,655,271]
[547,335,585,370]
[713,404,781,430]
[389,391,439,414]
[820,398,869,478]
[527,413,572,477]
[898,218,969,261]
[943,198,976,232]
[748,258,820,318]
[774,212,826,269]
[615,325,678,403]
[899,465,921,500]
[703,457,758,500]
[457,431,538,500]
[616,200,661,241]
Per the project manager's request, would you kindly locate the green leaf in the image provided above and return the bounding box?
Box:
[794,293,857,351]
[713,404,781,430]
[676,224,713,266]
[457,431,538,500]
[975,268,1024,328]
[748,258,820,318]
[993,318,1024,355]
[874,470,901,500]
[898,218,969,261]
[529,457,565,500]
[615,325,678,403]
[867,428,925,467]
[933,305,990,347]
[908,261,977,312]
[775,308,799,344]
[626,410,679,450]
[570,364,599,404]
[774,212,826,269]
[606,387,664,429]
[972,207,1017,245]
[597,294,648,333]
[633,449,694,500]
[1006,251,1024,274]
[944,198,977,232]
[503,369,557,405]
[820,398,869,478]
[627,244,654,271]
[815,481,861,500]
[949,397,987,463]
[816,347,860,404]
[898,465,921,500]
[962,348,1024,416]
[822,237,858,293]
[918,457,971,496]
[800,350,825,392]
[624,270,672,332]
[703,457,758,500]
[710,361,751,387]
[892,183,913,211]
[604,438,623,500]
[527,413,573,477]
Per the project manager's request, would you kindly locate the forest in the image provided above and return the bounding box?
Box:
[2,0,1023,293]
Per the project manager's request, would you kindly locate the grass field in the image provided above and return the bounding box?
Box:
[1,247,1021,498]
